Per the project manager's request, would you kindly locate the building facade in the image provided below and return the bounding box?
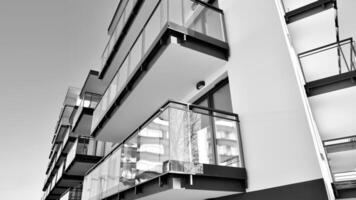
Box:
[41,0,356,200]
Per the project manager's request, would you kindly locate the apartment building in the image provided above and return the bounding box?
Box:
[41,0,356,199]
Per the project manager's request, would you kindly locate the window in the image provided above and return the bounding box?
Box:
[194,78,233,112]
[193,78,240,167]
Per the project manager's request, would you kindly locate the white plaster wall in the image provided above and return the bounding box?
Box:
[216,0,323,192]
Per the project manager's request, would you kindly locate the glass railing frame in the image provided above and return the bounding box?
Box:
[92,0,229,135]
[84,100,244,199]
[298,37,356,83]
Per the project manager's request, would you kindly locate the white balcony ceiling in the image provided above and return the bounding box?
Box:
[309,86,356,140]
[96,41,226,143]
[136,189,239,200]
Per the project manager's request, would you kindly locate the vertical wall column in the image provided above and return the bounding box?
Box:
[218,0,331,199]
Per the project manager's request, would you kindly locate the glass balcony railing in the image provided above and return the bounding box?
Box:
[92,0,227,133]
[101,0,139,69]
[72,92,101,129]
[82,101,243,200]
[65,137,111,171]
[62,128,71,150]
[324,135,356,183]
[57,161,64,184]
[54,88,81,135]
[298,38,356,83]
[60,186,82,200]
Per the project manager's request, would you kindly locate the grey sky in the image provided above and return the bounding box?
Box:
[0,0,118,199]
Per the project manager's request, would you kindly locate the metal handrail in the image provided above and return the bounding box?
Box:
[298,38,353,58]
[298,37,356,81]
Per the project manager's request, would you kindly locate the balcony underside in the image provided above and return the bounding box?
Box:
[48,187,67,197]
[79,70,106,97]
[72,107,94,135]
[93,27,228,142]
[46,194,61,200]
[45,175,82,200]
[66,155,102,176]
[308,84,356,141]
[284,0,335,24]
[117,166,246,200]
[305,70,356,97]
[334,180,356,198]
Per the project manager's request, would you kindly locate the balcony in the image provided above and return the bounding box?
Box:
[59,186,82,200]
[43,137,111,200]
[65,137,108,176]
[281,0,335,23]
[52,87,80,144]
[43,129,77,192]
[324,136,356,198]
[82,101,246,200]
[71,92,101,135]
[91,0,229,143]
[298,38,356,96]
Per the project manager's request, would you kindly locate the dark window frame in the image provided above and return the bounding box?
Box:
[194,78,230,110]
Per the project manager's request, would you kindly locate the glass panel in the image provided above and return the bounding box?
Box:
[181,0,225,41]
[96,141,105,156]
[129,35,142,75]
[66,140,77,169]
[214,117,241,167]
[105,148,122,197]
[168,107,193,172]
[160,0,168,27]
[213,84,233,112]
[87,139,97,156]
[136,111,170,183]
[204,8,224,42]
[101,93,108,115]
[196,98,208,108]
[183,0,203,29]
[119,134,138,190]
[190,111,215,165]
[168,0,183,25]
[109,77,118,103]
[125,0,133,20]
[117,60,128,93]
[144,4,162,53]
